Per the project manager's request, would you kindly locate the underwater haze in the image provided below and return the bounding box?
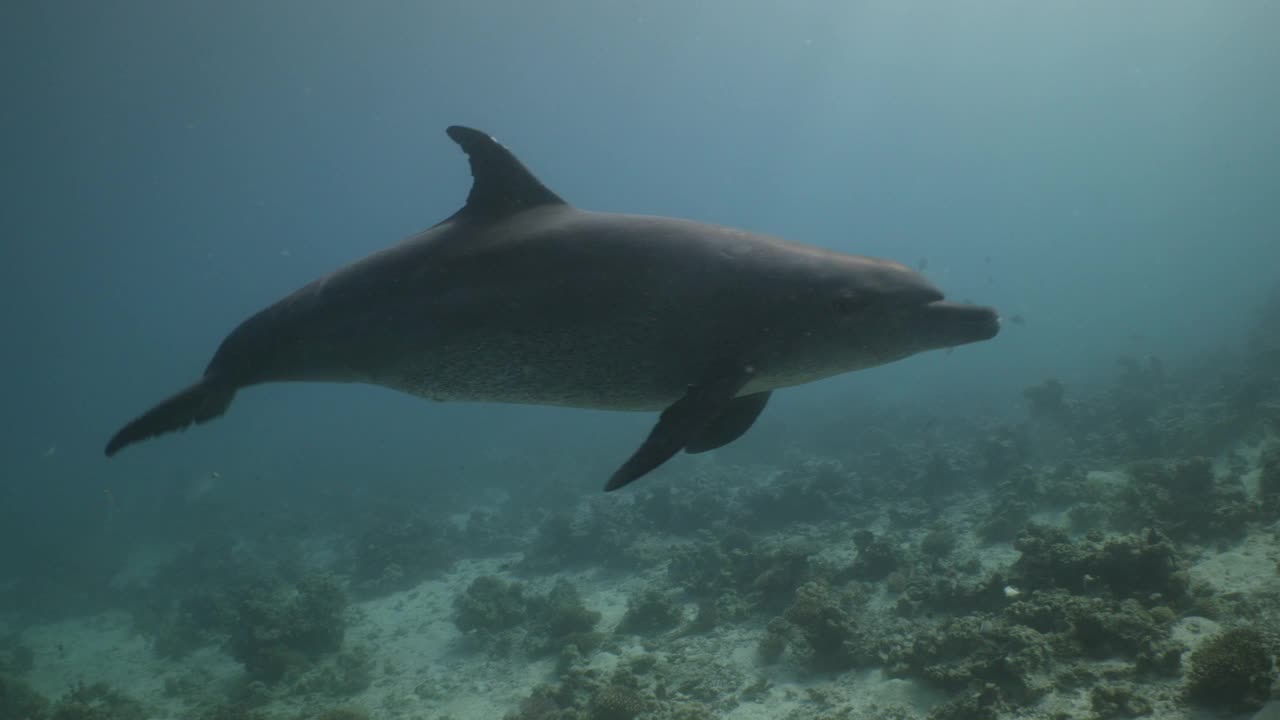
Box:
[3,2,1280,719]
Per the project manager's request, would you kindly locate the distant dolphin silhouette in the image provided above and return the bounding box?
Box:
[106,126,999,490]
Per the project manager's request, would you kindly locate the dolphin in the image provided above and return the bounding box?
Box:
[105,126,999,490]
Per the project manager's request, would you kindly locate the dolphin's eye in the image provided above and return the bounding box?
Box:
[832,295,869,315]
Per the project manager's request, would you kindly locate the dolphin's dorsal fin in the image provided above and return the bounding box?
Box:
[445,125,566,221]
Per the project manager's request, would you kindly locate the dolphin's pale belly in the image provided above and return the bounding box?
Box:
[367,323,696,412]
[362,322,860,412]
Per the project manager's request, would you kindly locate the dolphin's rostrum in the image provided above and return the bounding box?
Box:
[106,126,1000,490]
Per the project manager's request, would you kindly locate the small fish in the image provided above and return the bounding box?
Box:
[1009,314,1025,326]
[916,257,929,271]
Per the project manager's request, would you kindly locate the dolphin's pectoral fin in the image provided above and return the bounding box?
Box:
[684,391,771,454]
[104,380,235,457]
[604,366,757,492]
[444,126,567,221]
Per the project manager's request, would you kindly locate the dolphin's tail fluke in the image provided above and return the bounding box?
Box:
[104,380,236,456]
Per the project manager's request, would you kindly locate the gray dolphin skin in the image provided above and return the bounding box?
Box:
[105,126,1000,490]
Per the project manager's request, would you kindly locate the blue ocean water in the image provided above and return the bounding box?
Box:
[2,2,1279,719]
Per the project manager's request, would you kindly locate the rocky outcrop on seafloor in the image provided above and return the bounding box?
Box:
[1112,457,1257,540]
[780,580,872,671]
[501,645,747,720]
[667,529,817,614]
[0,680,150,720]
[1010,525,1190,605]
[227,572,350,684]
[616,588,685,636]
[1184,626,1276,713]
[453,576,603,659]
[349,516,456,596]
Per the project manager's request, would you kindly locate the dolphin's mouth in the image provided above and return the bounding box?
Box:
[920,300,1001,346]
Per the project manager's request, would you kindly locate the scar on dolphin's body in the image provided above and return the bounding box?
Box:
[105,126,1000,490]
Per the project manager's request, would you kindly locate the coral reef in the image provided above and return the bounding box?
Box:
[736,460,861,530]
[891,552,1008,619]
[635,481,725,535]
[1261,440,1280,517]
[781,581,869,671]
[454,575,532,635]
[47,682,146,720]
[518,504,650,573]
[1002,593,1181,668]
[616,589,684,635]
[667,530,815,614]
[1185,626,1275,712]
[1114,457,1255,540]
[977,467,1037,542]
[502,644,745,720]
[128,533,309,661]
[193,700,273,720]
[919,524,957,558]
[0,634,34,676]
[0,672,48,720]
[849,529,899,580]
[350,517,454,596]
[312,708,371,720]
[535,580,604,656]
[1011,525,1189,605]
[454,576,601,658]
[892,616,1050,703]
[295,645,375,696]
[757,617,789,664]
[228,572,349,683]
[587,685,647,720]
[1024,379,1071,425]
[1089,683,1153,719]
[925,684,1003,720]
